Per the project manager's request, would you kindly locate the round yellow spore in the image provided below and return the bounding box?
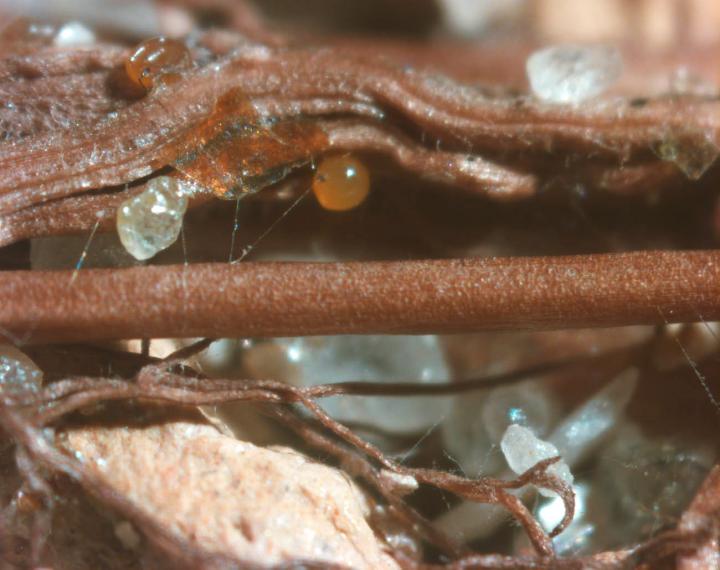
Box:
[312,155,370,212]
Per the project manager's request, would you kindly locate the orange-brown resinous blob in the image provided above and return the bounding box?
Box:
[124,36,192,90]
[312,155,370,211]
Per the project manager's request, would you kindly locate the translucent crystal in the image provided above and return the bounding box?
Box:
[440,0,525,36]
[441,398,493,476]
[549,368,638,466]
[533,481,593,555]
[198,339,245,374]
[526,45,623,104]
[442,380,555,476]
[652,127,720,180]
[116,176,190,261]
[483,383,556,443]
[0,345,43,396]
[243,335,451,434]
[436,368,638,541]
[668,67,717,97]
[501,424,574,498]
[53,22,95,47]
[595,424,715,545]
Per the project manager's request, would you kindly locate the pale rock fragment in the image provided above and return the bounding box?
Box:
[243,335,452,434]
[64,421,399,569]
[526,44,623,104]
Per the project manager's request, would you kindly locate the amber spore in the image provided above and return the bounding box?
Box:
[312,155,370,211]
[124,36,192,91]
[173,88,329,198]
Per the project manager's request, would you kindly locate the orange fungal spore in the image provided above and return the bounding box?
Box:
[312,155,370,211]
[124,36,192,91]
